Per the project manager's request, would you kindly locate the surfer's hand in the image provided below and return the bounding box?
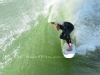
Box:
[48,22,55,24]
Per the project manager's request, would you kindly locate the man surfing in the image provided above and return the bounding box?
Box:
[48,22,74,51]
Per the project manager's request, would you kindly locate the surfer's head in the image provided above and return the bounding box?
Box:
[48,22,60,31]
[54,23,60,31]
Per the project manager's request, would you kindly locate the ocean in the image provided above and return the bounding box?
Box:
[0,0,100,75]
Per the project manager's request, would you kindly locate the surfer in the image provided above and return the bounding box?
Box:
[48,22,74,51]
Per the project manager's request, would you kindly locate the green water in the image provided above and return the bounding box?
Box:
[1,16,100,75]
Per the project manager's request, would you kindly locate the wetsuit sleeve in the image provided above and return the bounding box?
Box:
[50,22,55,24]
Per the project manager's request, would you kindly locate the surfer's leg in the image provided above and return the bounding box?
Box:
[66,39,72,51]
[68,43,72,51]
[60,31,66,39]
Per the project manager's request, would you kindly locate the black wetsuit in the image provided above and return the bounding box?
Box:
[59,22,74,44]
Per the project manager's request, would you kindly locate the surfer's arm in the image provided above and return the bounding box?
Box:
[50,22,55,24]
[48,22,55,24]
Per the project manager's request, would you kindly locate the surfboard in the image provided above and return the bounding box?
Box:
[62,43,76,58]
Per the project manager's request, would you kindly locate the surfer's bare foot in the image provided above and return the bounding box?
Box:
[67,43,72,51]
[67,47,72,51]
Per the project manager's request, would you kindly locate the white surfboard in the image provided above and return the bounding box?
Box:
[62,43,76,58]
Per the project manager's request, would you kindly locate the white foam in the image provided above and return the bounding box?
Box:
[0,13,31,51]
[0,0,13,4]
[0,0,6,4]
[0,46,20,71]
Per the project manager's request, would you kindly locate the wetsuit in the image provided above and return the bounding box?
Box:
[51,22,74,44]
